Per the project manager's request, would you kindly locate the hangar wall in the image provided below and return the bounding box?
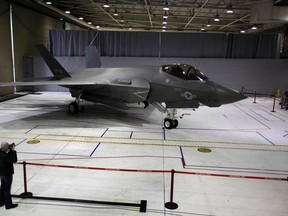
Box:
[0,1,13,95]
[0,0,83,96]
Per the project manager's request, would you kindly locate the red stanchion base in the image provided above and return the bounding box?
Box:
[20,192,33,199]
[165,202,178,210]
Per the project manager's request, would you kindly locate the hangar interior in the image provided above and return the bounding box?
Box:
[0,0,288,215]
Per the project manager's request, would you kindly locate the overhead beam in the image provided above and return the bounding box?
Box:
[90,0,122,26]
[184,0,210,29]
[35,0,94,29]
[218,14,251,30]
[144,0,153,27]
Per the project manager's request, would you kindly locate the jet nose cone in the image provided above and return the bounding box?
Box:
[217,86,247,105]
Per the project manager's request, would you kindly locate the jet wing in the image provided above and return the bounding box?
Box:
[0,78,151,104]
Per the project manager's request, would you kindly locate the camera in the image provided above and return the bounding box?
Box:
[9,143,15,150]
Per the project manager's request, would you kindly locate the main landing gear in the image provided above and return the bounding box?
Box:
[68,101,79,114]
[164,109,178,129]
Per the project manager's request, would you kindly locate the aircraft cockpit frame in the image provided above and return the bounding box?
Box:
[162,64,208,81]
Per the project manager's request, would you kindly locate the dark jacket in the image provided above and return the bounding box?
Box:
[0,150,17,176]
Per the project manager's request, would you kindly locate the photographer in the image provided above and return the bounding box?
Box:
[0,142,18,210]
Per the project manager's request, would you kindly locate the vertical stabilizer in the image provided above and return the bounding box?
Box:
[85,46,102,68]
[35,44,71,79]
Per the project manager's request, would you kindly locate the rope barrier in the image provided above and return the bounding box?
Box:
[16,161,287,182]
[15,161,287,211]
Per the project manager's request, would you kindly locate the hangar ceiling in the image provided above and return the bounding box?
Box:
[9,0,288,33]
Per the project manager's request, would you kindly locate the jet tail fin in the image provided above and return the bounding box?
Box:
[35,44,71,80]
[85,46,102,68]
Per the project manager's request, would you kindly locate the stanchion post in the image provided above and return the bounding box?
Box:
[271,97,276,112]
[165,169,178,210]
[253,91,257,103]
[20,161,33,198]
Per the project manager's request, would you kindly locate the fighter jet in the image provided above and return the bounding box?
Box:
[0,45,246,129]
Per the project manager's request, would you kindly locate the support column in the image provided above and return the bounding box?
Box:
[9,3,16,93]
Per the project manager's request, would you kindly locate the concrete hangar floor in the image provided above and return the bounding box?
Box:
[0,92,287,216]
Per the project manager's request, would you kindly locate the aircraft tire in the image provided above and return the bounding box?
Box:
[164,118,173,129]
[68,102,79,114]
[172,120,178,128]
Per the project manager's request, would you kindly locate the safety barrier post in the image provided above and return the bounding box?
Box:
[19,161,33,198]
[165,169,178,210]
[253,91,257,103]
[271,97,276,112]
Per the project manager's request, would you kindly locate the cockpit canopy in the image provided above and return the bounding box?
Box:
[162,64,208,81]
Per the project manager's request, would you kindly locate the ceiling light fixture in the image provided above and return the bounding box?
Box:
[240,29,245,33]
[162,29,166,32]
[103,0,110,8]
[163,2,170,11]
[163,11,168,19]
[79,17,84,20]
[65,10,70,14]
[88,21,92,25]
[46,1,52,5]
[251,25,257,30]
[163,18,167,25]
[214,14,220,22]
[162,25,167,29]
[206,21,211,27]
[96,25,100,29]
[114,9,118,16]
[226,4,234,13]
[201,26,205,31]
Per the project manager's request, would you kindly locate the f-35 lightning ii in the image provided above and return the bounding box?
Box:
[0,45,246,129]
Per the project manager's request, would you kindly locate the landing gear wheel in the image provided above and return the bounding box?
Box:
[68,102,79,114]
[172,119,178,128]
[164,118,173,129]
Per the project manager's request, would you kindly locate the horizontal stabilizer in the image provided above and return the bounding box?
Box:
[35,44,71,80]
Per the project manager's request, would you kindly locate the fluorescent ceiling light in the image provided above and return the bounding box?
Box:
[79,17,84,20]
[65,10,70,14]
[207,21,211,27]
[251,25,257,30]
[214,14,220,22]
[163,19,167,25]
[163,2,169,11]
[103,0,110,8]
[226,5,234,13]
[46,1,52,5]
[163,12,168,19]
[240,29,245,33]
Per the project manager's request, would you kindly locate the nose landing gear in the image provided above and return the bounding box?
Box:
[164,118,178,129]
[164,109,178,129]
